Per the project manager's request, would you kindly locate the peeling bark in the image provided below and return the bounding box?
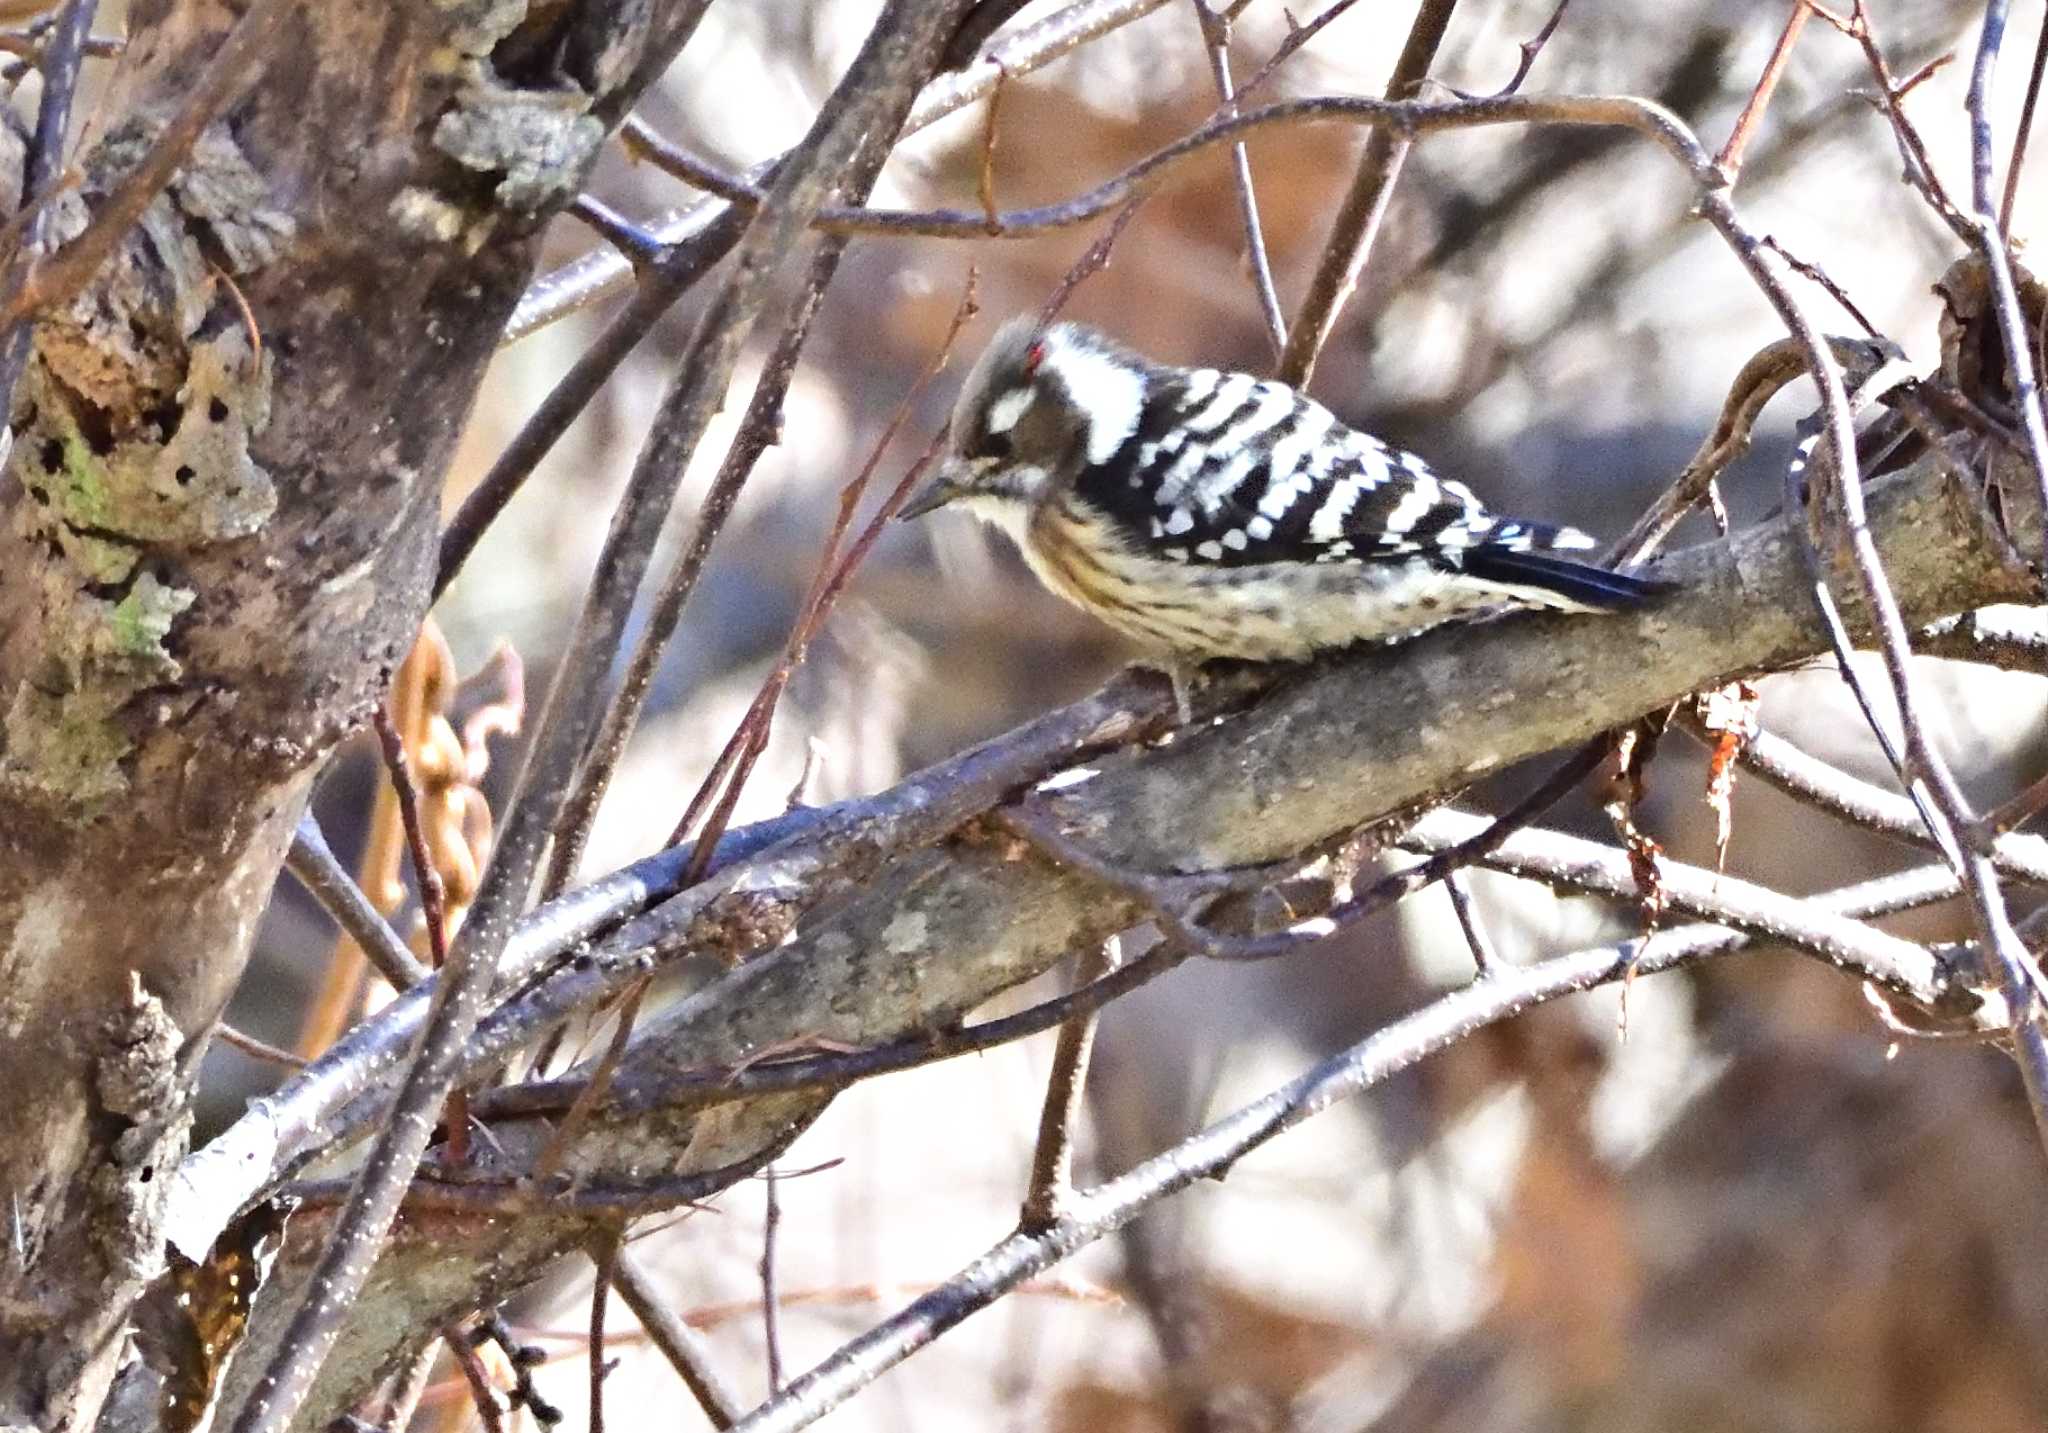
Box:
[0,2,706,1426]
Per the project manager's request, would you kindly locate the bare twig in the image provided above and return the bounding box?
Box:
[760,1168,785,1390]
[1964,0,2048,581]
[610,1251,745,1430]
[722,858,1974,1433]
[2000,0,2047,232]
[509,0,1177,342]
[1036,198,1146,325]
[1235,0,1369,100]
[568,194,667,270]
[217,1024,311,1070]
[976,65,1005,234]
[436,199,756,596]
[442,1327,509,1433]
[537,239,850,894]
[589,1230,622,1433]
[1443,870,1505,977]
[1760,234,1882,339]
[1189,0,1288,359]
[1610,336,1898,569]
[0,0,294,326]
[1464,0,1572,100]
[1831,3,1971,239]
[371,707,450,970]
[1716,4,1810,177]
[1020,939,1121,1231]
[284,818,431,995]
[221,9,982,1432]
[1276,0,1458,386]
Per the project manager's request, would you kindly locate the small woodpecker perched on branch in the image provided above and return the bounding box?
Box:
[902,318,1666,715]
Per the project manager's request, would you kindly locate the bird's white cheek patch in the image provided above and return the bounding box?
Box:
[987,388,1036,434]
[1043,335,1147,465]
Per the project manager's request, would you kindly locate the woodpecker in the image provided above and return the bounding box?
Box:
[900,317,1663,714]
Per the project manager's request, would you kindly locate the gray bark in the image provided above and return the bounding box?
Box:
[0,2,704,1426]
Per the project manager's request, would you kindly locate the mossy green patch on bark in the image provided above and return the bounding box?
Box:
[1,317,272,810]
[0,572,194,806]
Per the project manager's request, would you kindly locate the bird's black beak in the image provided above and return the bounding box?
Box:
[896,462,969,521]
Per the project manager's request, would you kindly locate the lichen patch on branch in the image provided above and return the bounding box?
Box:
[0,119,283,809]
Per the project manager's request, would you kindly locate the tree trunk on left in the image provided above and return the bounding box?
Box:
[0,3,703,1425]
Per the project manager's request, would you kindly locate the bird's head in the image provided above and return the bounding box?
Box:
[899,317,1147,523]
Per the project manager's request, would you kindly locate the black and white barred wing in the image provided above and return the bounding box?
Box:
[1080,366,1654,608]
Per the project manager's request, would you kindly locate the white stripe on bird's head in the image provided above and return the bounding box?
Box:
[1038,325,1148,467]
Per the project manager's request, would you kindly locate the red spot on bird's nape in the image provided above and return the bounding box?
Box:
[1023,337,1047,374]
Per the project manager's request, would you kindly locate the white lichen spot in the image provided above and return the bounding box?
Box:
[0,886,77,1038]
[389,186,471,244]
[881,910,930,954]
[1034,766,1100,793]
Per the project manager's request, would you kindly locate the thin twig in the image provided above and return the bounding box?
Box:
[537,238,851,894]
[442,1326,509,1433]
[1235,0,1369,101]
[1035,197,1146,325]
[284,817,431,994]
[1276,0,1458,386]
[1020,939,1121,1231]
[976,65,1005,234]
[509,0,1178,342]
[1760,234,1882,339]
[760,1167,785,1390]
[722,860,1973,1433]
[222,9,981,1432]
[217,1024,311,1069]
[371,707,450,969]
[1610,335,1897,569]
[436,199,756,597]
[1965,0,2048,584]
[0,0,294,326]
[1462,0,1571,100]
[569,194,667,270]
[1830,2,1971,239]
[1715,3,1810,177]
[1190,0,1287,359]
[2000,0,2048,233]
[610,1250,745,1430]
[589,1229,622,1433]
[669,276,979,868]
[1442,870,1504,977]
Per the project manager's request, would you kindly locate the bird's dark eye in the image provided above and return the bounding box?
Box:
[976,429,1014,461]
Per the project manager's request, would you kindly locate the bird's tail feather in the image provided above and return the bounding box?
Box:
[1463,547,1669,609]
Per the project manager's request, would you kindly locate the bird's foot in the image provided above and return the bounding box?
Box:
[1137,659,1200,726]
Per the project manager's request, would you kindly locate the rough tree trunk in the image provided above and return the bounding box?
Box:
[0,2,701,1425]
